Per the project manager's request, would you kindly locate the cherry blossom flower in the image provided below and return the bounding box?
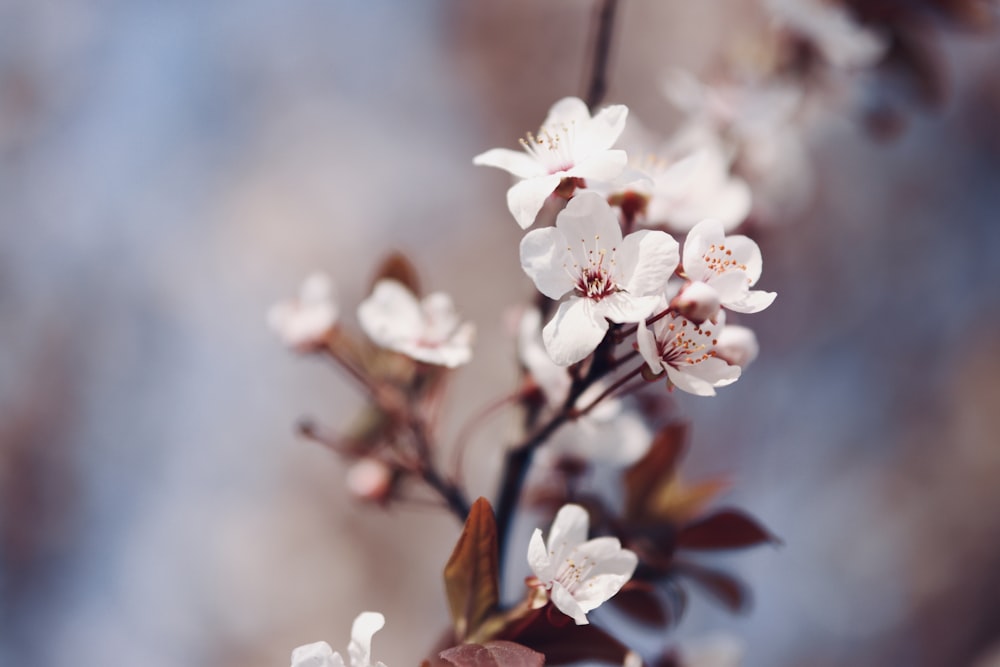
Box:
[636,309,741,397]
[291,611,387,667]
[527,504,638,625]
[268,272,339,351]
[520,192,679,366]
[474,97,629,229]
[681,219,775,315]
[358,279,474,368]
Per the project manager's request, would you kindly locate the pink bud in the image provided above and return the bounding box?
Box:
[716,325,759,368]
[674,281,721,324]
[346,458,393,502]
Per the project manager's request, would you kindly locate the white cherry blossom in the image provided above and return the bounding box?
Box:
[358,279,474,368]
[474,97,629,229]
[268,272,339,351]
[636,309,741,397]
[528,504,638,625]
[291,611,387,667]
[682,219,775,315]
[520,192,679,366]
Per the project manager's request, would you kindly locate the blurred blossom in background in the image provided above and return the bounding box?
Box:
[1,2,999,666]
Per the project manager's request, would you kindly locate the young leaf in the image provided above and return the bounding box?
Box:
[439,641,545,667]
[443,497,500,641]
[505,609,631,666]
[623,423,689,518]
[673,562,750,613]
[676,509,780,551]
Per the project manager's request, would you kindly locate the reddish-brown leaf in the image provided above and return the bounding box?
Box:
[439,641,545,667]
[623,422,689,518]
[673,562,750,613]
[609,581,670,627]
[676,509,779,551]
[443,498,500,641]
[506,608,631,665]
[371,251,421,295]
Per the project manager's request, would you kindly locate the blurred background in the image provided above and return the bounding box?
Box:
[1,1,999,666]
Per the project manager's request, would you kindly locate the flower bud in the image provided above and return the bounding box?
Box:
[673,281,721,325]
[346,458,394,503]
[716,324,759,368]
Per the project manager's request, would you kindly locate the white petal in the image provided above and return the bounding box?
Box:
[584,104,629,152]
[683,219,726,280]
[555,191,624,258]
[507,174,563,229]
[518,309,572,406]
[706,270,751,306]
[473,148,546,179]
[543,96,591,127]
[617,229,679,297]
[665,366,717,397]
[636,320,664,374]
[599,292,659,324]
[723,234,764,284]
[724,288,776,314]
[527,528,554,582]
[716,324,759,368]
[542,299,609,366]
[706,179,752,232]
[546,504,590,559]
[358,280,424,349]
[348,612,385,667]
[520,227,576,300]
[291,643,345,667]
[550,581,590,625]
[568,149,628,182]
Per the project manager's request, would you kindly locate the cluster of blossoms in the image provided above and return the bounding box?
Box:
[476,96,775,396]
[269,2,910,663]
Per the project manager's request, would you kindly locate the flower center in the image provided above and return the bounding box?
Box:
[658,318,718,368]
[519,122,578,174]
[568,238,621,301]
[702,243,749,276]
[553,552,597,594]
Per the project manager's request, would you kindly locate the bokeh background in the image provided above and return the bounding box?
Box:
[2,1,999,666]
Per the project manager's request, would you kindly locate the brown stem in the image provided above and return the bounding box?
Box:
[573,364,646,418]
[584,0,621,110]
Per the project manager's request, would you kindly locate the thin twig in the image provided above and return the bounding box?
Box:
[584,0,621,110]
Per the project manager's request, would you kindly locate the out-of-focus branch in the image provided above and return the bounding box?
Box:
[584,0,620,110]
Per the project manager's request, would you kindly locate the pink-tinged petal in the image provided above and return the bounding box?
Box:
[567,149,628,182]
[683,219,726,279]
[555,192,624,263]
[291,642,345,667]
[584,104,629,152]
[674,280,721,324]
[473,148,546,179]
[348,612,385,667]
[618,229,679,297]
[724,234,764,284]
[528,528,555,582]
[520,227,576,300]
[543,97,592,127]
[542,299,609,366]
[636,320,664,374]
[550,581,590,625]
[507,174,563,229]
[546,504,590,557]
[724,288,776,314]
[599,293,659,324]
[358,280,424,349]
